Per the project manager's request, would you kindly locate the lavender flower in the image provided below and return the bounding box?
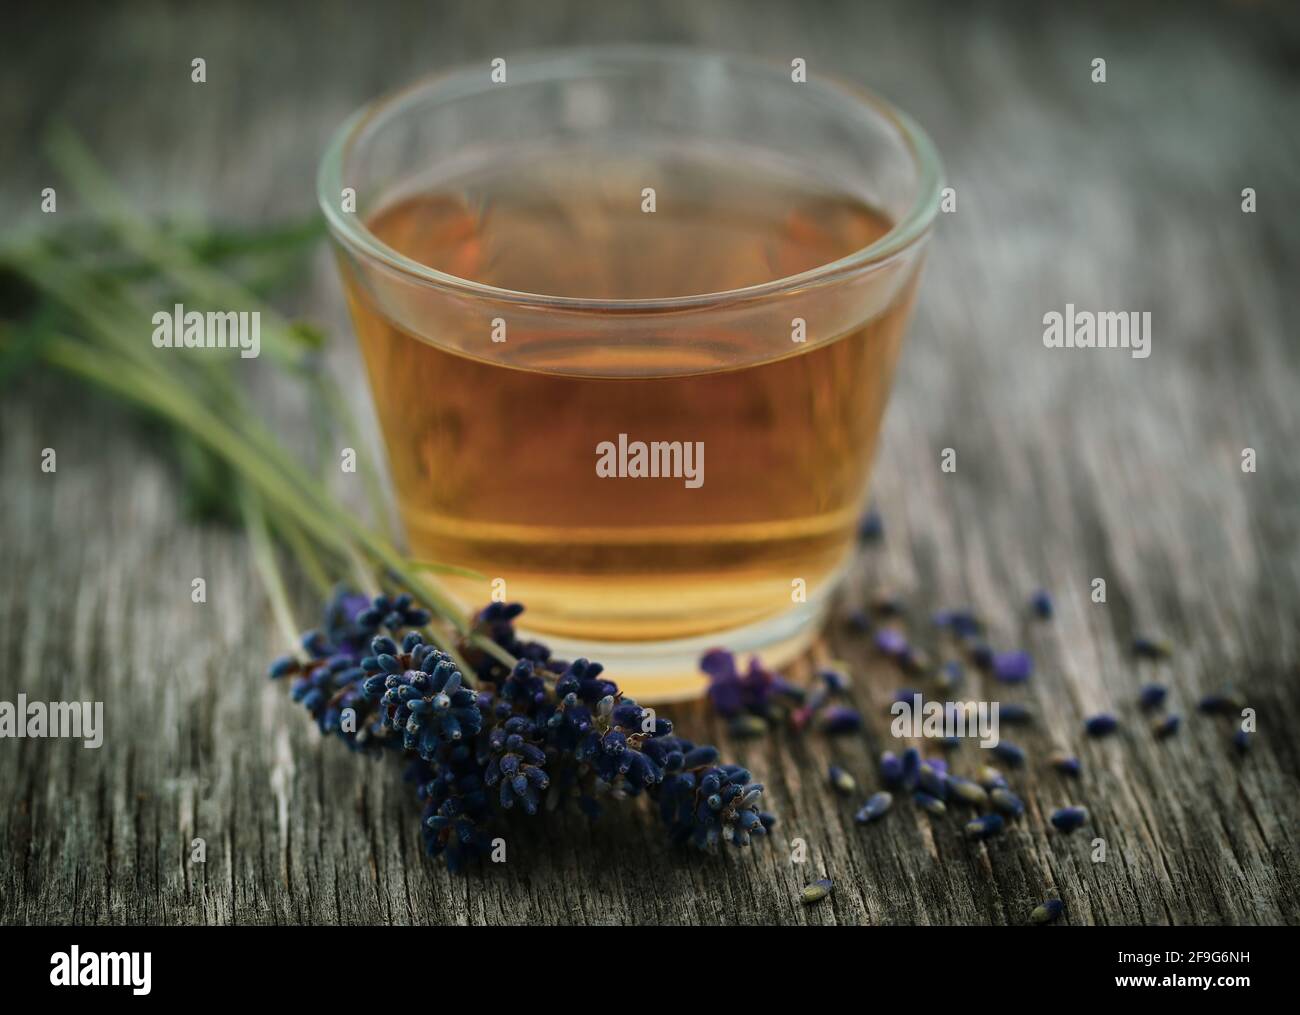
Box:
[274,593,774,871]
[700,648,799,719]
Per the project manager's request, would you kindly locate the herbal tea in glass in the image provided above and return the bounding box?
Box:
[321,49,941,699]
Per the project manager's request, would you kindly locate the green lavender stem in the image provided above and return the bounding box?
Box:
[45,126,397,542]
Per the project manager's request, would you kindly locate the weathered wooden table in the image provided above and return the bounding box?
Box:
[2,0,1297,925]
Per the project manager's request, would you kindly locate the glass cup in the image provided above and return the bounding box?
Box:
[319,46,941,701]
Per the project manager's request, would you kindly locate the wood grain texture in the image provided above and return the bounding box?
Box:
[2,0,1298,925]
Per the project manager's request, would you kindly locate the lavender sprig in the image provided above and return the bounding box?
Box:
[272,589,776,871]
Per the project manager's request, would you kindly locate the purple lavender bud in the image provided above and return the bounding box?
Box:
[821,706,863,735]
[874,628,910,658]
[900,746,921,790]
[1084,713,1119,737]
[701,648,744,717]
[990,788,1025,818]
[1133,636,1172,660]
[1030,589,1054,619]
[855,791,893,823]
[1151,714,1181,739]
[857,507,884,543]
[1198,688,1246,715]
[992,740,1026,767]
[880,750,903,788]
[965,813,1005,841]
[268,654,298,679]
[918,762,948,800]
[935,609,982,639]
[828,765,857,796]
[802,878,833,904]
[683,745,720,768]
[1050,806,1089,833]
[992,650,1033,683]
[914,791,947,816]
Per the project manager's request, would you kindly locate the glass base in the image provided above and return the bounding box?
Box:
[520,598,830,704]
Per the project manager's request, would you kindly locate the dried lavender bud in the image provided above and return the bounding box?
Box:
[268,654,298,679]
[880,750,903,788]
[1084,713,1119,737]
[1150,714,1181,739]
[1048,752,1081,777]
[1198,688,1246,716]
[948,776,989,808]
[990,788,1025,818]
[914,791,947,816]
[900,747,922,791]
[969,643,994,670]
[1132,636,1172,660]
[821,706,863,735]
[802,878,833,904]
[999,702,1033,724]
[992,650,1033,683]
[992,740,1026,767]
[1030,590,1054,619]
[1031,898,1064,925]
[1232,729,1251,754]
[857,507,884,543]
[934,609,982,639]
[964,813,1005,841]
[855,791,893,823]
[701,648,745,717]
[1050,806,1089,833]
[874,628,910,658]
[701,648,798,719]
[977,766,1007,790]
[918,762,948,800]
[828,764,857,796]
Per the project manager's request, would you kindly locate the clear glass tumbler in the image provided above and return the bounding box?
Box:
[319,46,941,701]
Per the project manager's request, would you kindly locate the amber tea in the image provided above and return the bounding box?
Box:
[322,51,940,699]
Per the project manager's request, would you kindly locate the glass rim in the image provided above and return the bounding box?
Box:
[317,44,944,311]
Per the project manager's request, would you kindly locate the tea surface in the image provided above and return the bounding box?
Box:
[346,147,917,644]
